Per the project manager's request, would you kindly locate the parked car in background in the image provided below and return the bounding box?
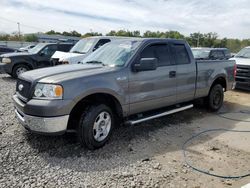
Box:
[19,44,36,52]
[230,46,250,90]
[0,43,74,78]
[192,47,231,60]
[51,36,127,65]
[13,38,235,149]
[0,46,20,55]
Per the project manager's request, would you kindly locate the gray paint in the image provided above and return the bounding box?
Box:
[14,38,235,122]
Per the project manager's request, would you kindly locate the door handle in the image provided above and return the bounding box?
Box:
[169,71,176,78]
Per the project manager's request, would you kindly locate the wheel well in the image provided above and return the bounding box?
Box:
[211,77,227,91]
[13,63,33,72]
[67,93,123,130]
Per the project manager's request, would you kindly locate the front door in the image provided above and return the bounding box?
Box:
[36,44,57,68]
[128,42,177,115]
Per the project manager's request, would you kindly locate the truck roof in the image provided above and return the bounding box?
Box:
[192,47,229,50]
[83,36,186,43]
[112,37,187,43]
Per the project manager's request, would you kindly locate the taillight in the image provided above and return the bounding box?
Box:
[233,64,237,79]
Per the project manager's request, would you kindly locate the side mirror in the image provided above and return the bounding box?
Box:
[133,58,158,72]
[40,52,45,56]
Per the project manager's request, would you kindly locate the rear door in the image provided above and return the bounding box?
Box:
[171,43,196,103]
[128,42,177,115]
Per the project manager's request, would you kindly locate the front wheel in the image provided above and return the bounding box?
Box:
[78,104,114,150]
[206,84,224,111]
[12,64,30,78]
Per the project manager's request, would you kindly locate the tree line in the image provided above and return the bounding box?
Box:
[1,30,249,52]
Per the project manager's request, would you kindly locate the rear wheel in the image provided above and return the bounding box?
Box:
[206,84,224,111]
[12,64,30,78]
[78,104,114,150]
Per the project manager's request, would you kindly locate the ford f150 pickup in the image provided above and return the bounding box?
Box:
[13,38,236,149]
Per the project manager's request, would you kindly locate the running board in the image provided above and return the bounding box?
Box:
[126,104,193,125]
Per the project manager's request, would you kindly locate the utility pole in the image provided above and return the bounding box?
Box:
[17,22,21,40]
[197,34,200,47]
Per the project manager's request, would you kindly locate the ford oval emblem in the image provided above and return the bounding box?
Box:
[18,84,24,91]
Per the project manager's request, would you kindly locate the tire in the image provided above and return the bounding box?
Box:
[206,84,224,111]
[78,104,114,150]
[12,64,30,78]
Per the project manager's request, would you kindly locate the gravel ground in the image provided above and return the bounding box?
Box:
[0,73,250,188]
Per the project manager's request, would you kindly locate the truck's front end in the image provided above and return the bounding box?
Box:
[13,76,71,134]
[231,47,250,90]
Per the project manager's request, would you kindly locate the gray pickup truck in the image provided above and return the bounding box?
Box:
[13,38,236,149]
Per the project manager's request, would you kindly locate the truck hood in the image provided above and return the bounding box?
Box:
[230,57,250,66]
[52,51,85,60]
[61,54,86,64]
[19,64,115,83]
[0,52,31,58]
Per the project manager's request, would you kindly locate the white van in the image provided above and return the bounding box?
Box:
[51,36,126,65]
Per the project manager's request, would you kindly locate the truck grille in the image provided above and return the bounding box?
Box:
[235,65,250,83]
[16,79,32,99]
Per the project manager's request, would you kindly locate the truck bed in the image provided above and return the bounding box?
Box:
[195,60,235,98]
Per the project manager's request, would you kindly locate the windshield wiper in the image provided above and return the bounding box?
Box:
[71,51,85,54]
[236,55,249,58]
[85,60,106,66]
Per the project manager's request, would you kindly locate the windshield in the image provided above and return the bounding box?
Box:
[28,43,47,54]
[70,38,96,54]
[192,49,211,59]
[235,47,250,58]
[80,40,141,67]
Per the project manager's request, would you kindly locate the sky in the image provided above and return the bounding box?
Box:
[0,0,250,39]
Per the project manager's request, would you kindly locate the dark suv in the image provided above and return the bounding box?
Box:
[0,43,73,78]
[192,48,231,60]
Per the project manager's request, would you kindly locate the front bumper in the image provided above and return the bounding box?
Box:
[0,63,6,73]
[15,108,69,134]
[235,81,250,91]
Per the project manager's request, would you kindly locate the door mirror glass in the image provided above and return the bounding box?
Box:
[133,58,158,72]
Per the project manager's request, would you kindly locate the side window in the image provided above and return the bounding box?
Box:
[172,44,190,64]
[58,44,72,52]
[210,50,224,59]
[41,45,57,56]
[140,44,171,66]
[93,39,111,51]
[224,50,231,58]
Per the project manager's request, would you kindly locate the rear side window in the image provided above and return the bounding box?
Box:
[140,44,171,66]
[224,50,231,58]
[58,44,73,52]
[172,44,190,64]
[94,39,111,51]
[210,50,225,59]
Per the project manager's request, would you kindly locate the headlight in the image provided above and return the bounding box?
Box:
[61,61,69,64]
[2,57,11,64]
[33,83,63,99]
